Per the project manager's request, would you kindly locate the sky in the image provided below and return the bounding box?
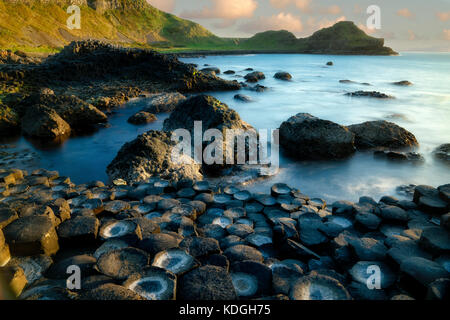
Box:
[147,0,450,52]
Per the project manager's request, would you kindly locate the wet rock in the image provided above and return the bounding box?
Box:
[3,216,59,256]
[279,113,355,159]
[388,240,432,266]
[349,261,396,289]
[233,94,253,102]
[274,72,292,81]
[57,216,100,245]
[179,236,221,257]
[392,80,413,86]
[289,274,352,300]
[96,247,149,280]
[400,257,449,287]
[127,111,157,125]
[6,255,52,285]
[348,237,388,261]
[433,144,450,164]
[178,265,237,300]
[0,207,19,228]
[419,227,450,255]
[224,244,263,263]
[0,265,27,297]
[46,254,97,279]
[270,261,304,295]
[123,267,177,300]
[201,67,221,74]
[347,281,387,300]
[346,91,393,99]
[224,70,235,75]
[107,130,202,184]
[142,93,186,114]
[99,219,142,244]
[376,151,425,163]
[355,212,381,230]
[379,205,409,222]
[348,120,418,150]
[426,278,450,300]
[22,105,71,139]
[244,71,265,83]
[326,61,333,66]
[163,95,252,135]
[138,233,181,256]
[152,249,197,275]
[81,283,144,300]
[413,185,448,215]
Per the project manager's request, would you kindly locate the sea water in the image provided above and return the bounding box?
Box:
[2,53,449,202]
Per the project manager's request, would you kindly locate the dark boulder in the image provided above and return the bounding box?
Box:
[348,120,418,150]
[274,72,292,81]
[178,265,237,300]
[127,111,156,125]
[279,113,355,159]
[107,130,202,184]
[21,105,71,139]
[346,91,394,99]
[433,144,450,165]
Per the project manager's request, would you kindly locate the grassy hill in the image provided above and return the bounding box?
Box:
[0,0,396,55]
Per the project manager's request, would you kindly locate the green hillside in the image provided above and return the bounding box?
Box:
[0,0,396,55]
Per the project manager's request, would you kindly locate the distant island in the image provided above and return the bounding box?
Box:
[0,0,397,55]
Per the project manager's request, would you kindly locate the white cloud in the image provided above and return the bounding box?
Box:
[181,0,258,20]
[239,12,303,35]
[437,12,450,22]
[397,8,414,18]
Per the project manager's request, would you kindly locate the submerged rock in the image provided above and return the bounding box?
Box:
[234,94,253,102]
[244,71,265,83]
[107,130,202,184]
[346,91,394,99]
[127,111,157,125]
[274,72,292,81]
[348,120,418,150]
[433,144,450,165]
[279,113,355,159]
[392,80,413,86]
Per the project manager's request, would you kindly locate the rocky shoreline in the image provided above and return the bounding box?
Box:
[0,40,449,301]
[0,167,449,300]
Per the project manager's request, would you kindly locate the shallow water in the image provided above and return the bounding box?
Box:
[1,53,449,202]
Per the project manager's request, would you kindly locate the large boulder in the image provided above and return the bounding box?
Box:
[163,95,252,134]
[21,105,71,139]
[348,120,418,150]
[279,113,355,159]
[107,130,202,184]
[23,94,107,132]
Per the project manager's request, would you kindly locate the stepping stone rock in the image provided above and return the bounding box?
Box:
[103,200,130,214]
[7,255,52,285]
[400,257,449,286]
[289,274,352,300]
[139,233,181,256]
[3,216,59,256]
[0,207,18,228]
[94,239,129,259]
[178,265,237,300]
[349,261,396,289]
[419,227,450,255]
[123,267,177,300]
[348,237,388,261]
[96,247,149,280]
[224,244,263,263]
[0,265,27,297]
[179,236,221,257]
[152,249,198,275]
[99,219,142,244]
[46,254,97,279]
[231,260,272,296]
[81,283,144,300]
[379,205,409,222]
[57,216,100,244]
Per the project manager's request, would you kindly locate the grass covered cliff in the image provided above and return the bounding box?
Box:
[0,0,397,55]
